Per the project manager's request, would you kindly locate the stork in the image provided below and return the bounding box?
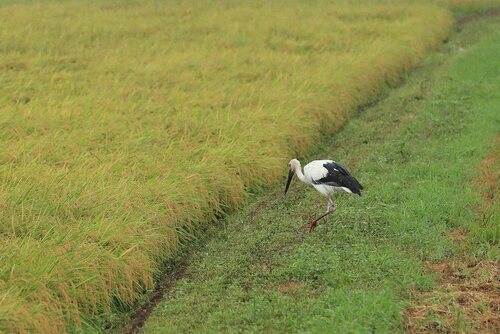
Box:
[284,159,363,232]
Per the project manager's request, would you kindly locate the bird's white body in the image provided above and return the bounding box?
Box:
[291,159,353,197]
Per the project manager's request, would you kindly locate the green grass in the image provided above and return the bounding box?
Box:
[0,1,460,332]
[141,17,500,334]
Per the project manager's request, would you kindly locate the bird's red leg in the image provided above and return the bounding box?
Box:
[308,203,336,232]
[308,218,318,232]
[308,210,334,232]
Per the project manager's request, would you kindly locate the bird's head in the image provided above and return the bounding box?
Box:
[285,159,300,195]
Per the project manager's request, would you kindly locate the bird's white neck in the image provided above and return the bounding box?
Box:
[292,161,308,184]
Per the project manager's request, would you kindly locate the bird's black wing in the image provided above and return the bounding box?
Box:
[313,161,363,195]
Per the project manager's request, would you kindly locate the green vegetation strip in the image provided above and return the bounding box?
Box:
[141,18,500,334]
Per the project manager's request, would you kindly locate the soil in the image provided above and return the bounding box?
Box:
[405,260,499,334]
[473,137,499,212]
[121,263,188,334]
[456,7,500,25]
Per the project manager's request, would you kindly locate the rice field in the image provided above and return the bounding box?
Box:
[0,0,495,332]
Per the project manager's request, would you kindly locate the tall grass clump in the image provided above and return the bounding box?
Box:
[0,0,458,332]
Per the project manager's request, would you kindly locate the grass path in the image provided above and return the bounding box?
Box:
[137,17,500,334]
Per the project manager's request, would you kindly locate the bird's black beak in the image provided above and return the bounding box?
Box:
[284,169,294,195]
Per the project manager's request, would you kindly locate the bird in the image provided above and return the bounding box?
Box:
[284,158,363,232]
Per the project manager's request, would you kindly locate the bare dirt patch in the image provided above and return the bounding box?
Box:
[473,137,499,212]
[449,228,468,242]
[277,280,307,295]
[405,259,499,334]
[456,8,500,25]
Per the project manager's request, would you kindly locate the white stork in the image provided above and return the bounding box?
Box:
[284,159,363,231]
